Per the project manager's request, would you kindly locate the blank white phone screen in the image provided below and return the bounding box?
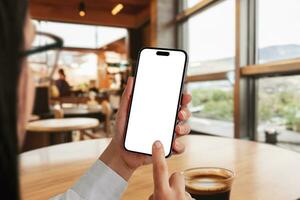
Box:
[124,48,187,156]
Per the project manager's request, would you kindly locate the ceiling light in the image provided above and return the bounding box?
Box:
[111,3,124,15]
[78,2,86,17]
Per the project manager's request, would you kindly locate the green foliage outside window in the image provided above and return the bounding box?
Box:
[190,87,300,132]
[258,91,300,132]
[191,88,233,121]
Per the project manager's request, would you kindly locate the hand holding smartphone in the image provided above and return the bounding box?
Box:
[124,47,188,157]
[124,48,187,156]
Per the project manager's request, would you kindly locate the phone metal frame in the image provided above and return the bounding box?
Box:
[123,47,189,157]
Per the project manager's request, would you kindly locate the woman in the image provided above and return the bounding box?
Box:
[55,68,71,97]
[0,0,193,199]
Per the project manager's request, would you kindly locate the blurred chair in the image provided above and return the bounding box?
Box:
[29,115,40,122]
[109,94,120,114]
[108,93,120,133]
[101,100,113,136]
[33,86,50,116]
[53,107,64,119]
[52,106,72,143]
[81,100,113,139]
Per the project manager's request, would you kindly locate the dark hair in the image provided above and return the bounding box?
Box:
[0,0,27,199]
[58,68,66,77]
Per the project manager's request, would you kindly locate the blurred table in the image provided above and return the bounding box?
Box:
[58,104,103,115]
[23,118,99,151]
[27,117,99,132]
[20,135,300,200]
[62,106,103,116]
[39,106,105,121]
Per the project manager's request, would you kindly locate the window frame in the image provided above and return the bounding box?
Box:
[177,0,300,140]
[177,0,236,137]
[177,0,235,82]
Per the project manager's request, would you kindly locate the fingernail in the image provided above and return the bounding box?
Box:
[175,140,182,149]
[176,125,181,133]
[181,111,187,119]
[153,141,161,149]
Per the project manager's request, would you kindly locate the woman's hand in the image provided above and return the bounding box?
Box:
[149,141,193,200]
[100,77,192,180]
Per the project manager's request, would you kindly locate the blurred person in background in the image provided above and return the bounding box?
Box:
[55,68,71,97]
[0,0,193,199]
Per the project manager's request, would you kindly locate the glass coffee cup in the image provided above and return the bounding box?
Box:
[183,167,235,200]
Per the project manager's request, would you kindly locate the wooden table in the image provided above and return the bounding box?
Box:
[23,118,99,151]
[20,135,300,200]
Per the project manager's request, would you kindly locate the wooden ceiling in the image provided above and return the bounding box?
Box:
[29,0,150,28]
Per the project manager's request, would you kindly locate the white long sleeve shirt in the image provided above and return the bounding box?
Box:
[51,160,128,200]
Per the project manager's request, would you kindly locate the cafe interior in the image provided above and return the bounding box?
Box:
[21,0,300,199]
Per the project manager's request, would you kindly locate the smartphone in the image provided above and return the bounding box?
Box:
[123,47,188,157]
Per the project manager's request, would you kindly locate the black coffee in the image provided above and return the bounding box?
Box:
[185,174,231,200]
[188,190,230,200]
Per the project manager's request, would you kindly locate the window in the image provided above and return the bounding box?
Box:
[255,0,300,152]
[178,0,300,152]
[188,80,234,137]
[30,20,128,86]
[180,0,235,137]
[257,0,300,63]
[257,75,300,151]
[183,0,204,9]
[185,0,235,75]
[34,21,127,49]
[29,50,98,86]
